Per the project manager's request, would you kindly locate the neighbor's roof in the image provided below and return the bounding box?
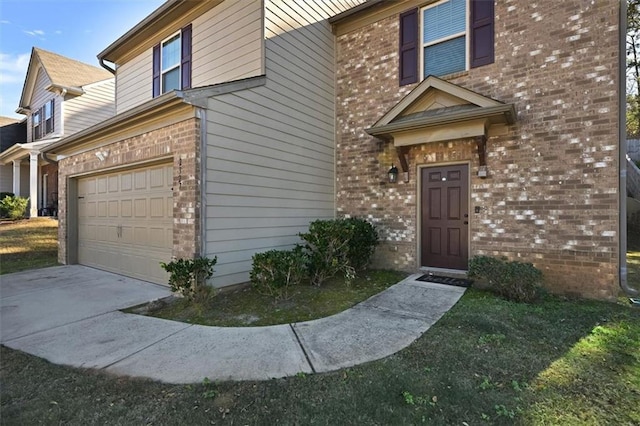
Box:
[17,48,113,112]
[34,47,112,88]
[0,117,20,127]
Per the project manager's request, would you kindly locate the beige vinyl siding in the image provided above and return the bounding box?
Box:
[115,49,152,114]
[204,0,365,287]
[115,0,263,114]
[192,0,263,87]
[27,67,59,142]
[63,79,115,136]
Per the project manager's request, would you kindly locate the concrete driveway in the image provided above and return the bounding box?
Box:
[1,265,465,383]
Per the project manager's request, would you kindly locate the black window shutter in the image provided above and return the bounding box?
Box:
[152,43,161,97]
[50,99,55,133]
[181,24,192,90]
[399,8,418,86]
[470,0,495,68]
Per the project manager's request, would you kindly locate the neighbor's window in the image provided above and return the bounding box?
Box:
[33,110,41,140]
[161,33,181,94]
[422,0,467,77]
[44,99,54,134]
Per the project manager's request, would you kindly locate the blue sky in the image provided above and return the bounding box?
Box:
[0,0,165,119]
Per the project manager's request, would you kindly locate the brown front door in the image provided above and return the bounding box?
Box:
[421,164,469,270]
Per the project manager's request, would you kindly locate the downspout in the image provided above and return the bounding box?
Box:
[197,107,207,259]
[620,0,640,297]
[99,58,116,75]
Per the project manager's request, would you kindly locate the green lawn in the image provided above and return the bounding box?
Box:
[2,290,638,425]
[1,222,639,424]
[0,218,59,275]
[133,269,408,327]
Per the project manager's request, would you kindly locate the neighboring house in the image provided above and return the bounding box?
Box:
[330,0,625,300]
[43,0,366,286]
[0,47,115,217]
[0,117,27,195]
[43,0,629,300]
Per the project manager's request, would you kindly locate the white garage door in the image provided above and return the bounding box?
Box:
[77,163,173,285]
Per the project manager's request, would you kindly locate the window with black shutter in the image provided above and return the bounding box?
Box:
[152,24,193,97]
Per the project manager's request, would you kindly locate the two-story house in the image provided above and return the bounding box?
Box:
[43,0,366,285]
[0,47,115,217]
[331,0,629,300]
[43,0,632,300]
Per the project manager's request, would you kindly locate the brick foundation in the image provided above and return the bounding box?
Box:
[57,118,201,264]
[335,1,620,300]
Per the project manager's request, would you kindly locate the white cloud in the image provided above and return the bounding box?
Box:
[23,29,45,39]
[54,30,62,35]
[0,52,30,84]
[0,20,10,24]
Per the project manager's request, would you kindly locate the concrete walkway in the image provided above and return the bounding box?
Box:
[0,265,465,384]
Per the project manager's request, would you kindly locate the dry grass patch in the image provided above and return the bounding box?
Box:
[0,218,59,274]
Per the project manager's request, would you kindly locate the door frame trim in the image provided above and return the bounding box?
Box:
[416,161,472,271]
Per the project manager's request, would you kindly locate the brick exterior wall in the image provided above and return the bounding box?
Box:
[57,118,201,264]
[335,1,620,300]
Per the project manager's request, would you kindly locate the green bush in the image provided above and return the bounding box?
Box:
[250,247,307,300]
[160,256,217,303]
[0,195,29,220]
[299,217,378,287]
[468,255,544,303]
[343,217,379,271]
[0,192,14,200]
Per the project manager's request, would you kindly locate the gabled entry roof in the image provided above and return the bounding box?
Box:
[366,75,516,146]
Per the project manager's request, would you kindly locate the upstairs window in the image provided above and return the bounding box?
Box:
[161,33,181,93]
[399,0,494,86]
[33,110,41,141]
[153,24,192,97]
[32,99,55,141]
[44,99,54,134]
[422,0,467,77]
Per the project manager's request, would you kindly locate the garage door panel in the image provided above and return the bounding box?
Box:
[97,177,108,193]
[77,163,173,285]
[121,173,132,191]
[134,199,146,217]
[135,171,146,190]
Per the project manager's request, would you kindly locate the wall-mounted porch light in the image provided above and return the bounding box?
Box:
[388,164,399,183]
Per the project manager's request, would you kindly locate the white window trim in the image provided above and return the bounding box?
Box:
[160,31,181,94]
[419,0,470,79]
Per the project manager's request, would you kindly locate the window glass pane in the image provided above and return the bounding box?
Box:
[162,67,180,93]
[33,112,40,125]
[424,36,466,77]
[162,34,180,71]
[45,101,52,119]
[423,0,466,44]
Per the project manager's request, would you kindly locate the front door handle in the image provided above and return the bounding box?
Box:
[464,213,469,218]
[463,221,469,225]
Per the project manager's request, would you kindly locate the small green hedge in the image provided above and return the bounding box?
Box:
[0,195,29,220]
[468,255,544,303]
[250,217,379,296]
[160,256,217,303]
[250,247,307,300]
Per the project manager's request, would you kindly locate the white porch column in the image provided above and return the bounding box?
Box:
[29,151,38,218]
[12,160,22,195]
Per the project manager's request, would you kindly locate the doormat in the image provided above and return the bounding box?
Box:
[415,274,473,288]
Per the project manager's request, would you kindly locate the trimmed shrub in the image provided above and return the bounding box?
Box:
[0,196,29,220]
[300,219,352,286]
[250,247,308,300]
[468,255,544,303]
[299,217,378,287]
[0,192,14,200]
[343,217,379,271]
[160,256,217,303]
